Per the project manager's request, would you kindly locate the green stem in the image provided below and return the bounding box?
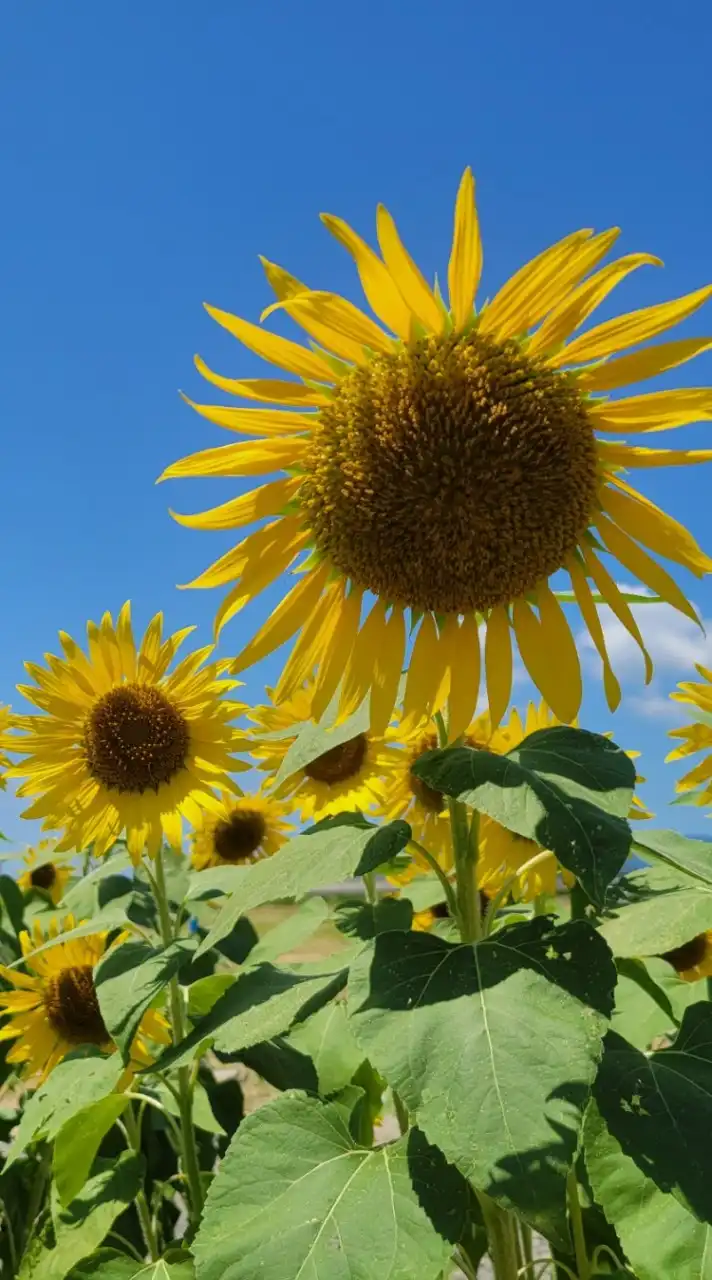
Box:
[150,849,205,1228]
[21,1146,50,1256]
[567,1169,590,1280]
[434,711,481,943]
[125,1091,184,1150]
[124,1105,159,1261]
[477,1190,519,1280]
[363,871,378,905]
[519,1220,535,1275]
[407,839,459,923]
[1,1206,17,1277]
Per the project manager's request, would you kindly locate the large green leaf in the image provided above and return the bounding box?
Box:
[247,897,330,965]
[594,1006,712,1225]
[194,817,410,956]
[53,1095,130,1206]
[286,1002,364,1096]
[348,918,614,1241]
[585,1101,712,1280]
[67,1253,193,1280]
[95,939,197,1060]
[4,913,128,971]
[612,957,705,1050]
[192,1093,458,1279]
[272,703,370,788]
[633,829,712,885]
[21,1153,143,1280]
[600,864,712,956]
[0,874,25,936]
[413,726,634,905]
[334,897,414,940]
[151,962,347,1071]
[60,852,133,915]
[5,1053,123,1166]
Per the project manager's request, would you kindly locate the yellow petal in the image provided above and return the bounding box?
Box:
[181,396,313,435]
[339,600,387,720]
[170,476,301,532]
[195,358,329,406]
[274,582,344,704]
[445,614,481,741]
[159,436,308,482]
[536,584,583,722]
[266,291,393,363]
[213,528,311,630]
[162,811,183,850]
[485,606,512,729]
[580,542,653,683]
[230,563,330,671]
[401,614,444,731]
[205,304,335,383]
[448,167,483,332]
[529,250,660,356]
[320,213,413,341]
[601,481,712,577]
[311,587,364,721]
[376,204,444,334]
[594,513,701,626]
[183,518,302,590]
[590,388,712,433]
[370,606,405,735]
[512,593,581,723]
[116,602,136,682]
[549,283,712,366]
[577,338,712,394]
[598,442,712,468]
[259,256,308,301]
[479,230,593,341]
[567,555,621,711]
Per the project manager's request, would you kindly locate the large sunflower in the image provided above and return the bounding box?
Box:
[248,684,400,821]
[190,791,291,871]
[667,664,712,805]
[0,916,170,1081]
[163,169,712,733]
[3,604,247,862]
[17,841,72,906]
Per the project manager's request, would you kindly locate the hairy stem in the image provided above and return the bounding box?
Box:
[124,1105,159,1261]
[477,1191,520,1280]
[434,711,481,943]
[567,1168,590,1280]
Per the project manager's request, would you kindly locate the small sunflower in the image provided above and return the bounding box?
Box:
[248,684,400,822]
[4,604,247,863]
[0,916,170,1082]
[667,665,712,805]
[190,792,291,871]
[17,841,72,906]
[163,169,712,734]
[660,933,712,983]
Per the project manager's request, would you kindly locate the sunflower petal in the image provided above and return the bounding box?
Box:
[376,204,444,334]
[550,283,712,366]
[159,436,308,482]
[445,614,481,741]
[370,607,405,735]
[479,229,593,340]
[485,606,512,729]
[320,213,413,341]
[269,291,394,363]
[529,250,660,356]
[594,512,701,627]
[601,481,712,577]
[448,167,483,332]
[259,256,308,301]
[401,614,445,731]
[580,542,653,683]
[339,600,387,720]
[590,388,712,433]
[598,442,712,468]
[274,582,344,704]
[536,584,583,722]
[181,396,313,436]
[230,563,330,671]
[195,358,329,406]
[567,555,621,711]
[205,304,335,383]
[170,476,301,532]
[577,338,712,394]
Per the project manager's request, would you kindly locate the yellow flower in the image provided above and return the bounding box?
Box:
[660,932,712,983]
[17,841,72,906]
[0,704,11,788]
[0,916,170,1082]
[163,169,712,733]
[190,792,291,871]
[248,684,400,822]
[667,665,712,804]
[4,604,247,863]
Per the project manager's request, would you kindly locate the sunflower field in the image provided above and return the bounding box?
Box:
[4,169,712,1280]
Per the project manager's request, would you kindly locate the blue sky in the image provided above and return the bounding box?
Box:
[2,0,712,845]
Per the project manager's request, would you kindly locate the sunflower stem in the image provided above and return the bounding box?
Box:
[477,1190,520,1280]
[363,871,378,905]
[124,1105,159,1261]
[434,709,482,943]
[567,1168,591,1280]
[151,848,205,1232]
[406,839,459,924]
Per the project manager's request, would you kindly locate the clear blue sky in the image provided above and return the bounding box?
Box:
[2,0,712,843]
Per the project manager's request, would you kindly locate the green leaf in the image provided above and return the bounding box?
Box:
[6,1053,124,1166]
[594,1006,712,1225]
[0,874,25,936]
[413,726,634,905]
[612,957,706,1050]
[4,913,128,971]
[353,820,411,875]
[615,958,679,1029]
[633,829,712,885]
[60,851,133,915]
[600,864,712,957]
[286,1002,364,1095]
[192,1093,453,1279]
[247,897,330,965]
[194,818,410,956]
[348,918,614,1242]
[95,939,197,1061]
[66,1250,194,1280]
[585,1100,712,1280]
[272,703,370,788]
[152,962,347,1071]
[334,897,414,939]
[151,1081,225,1136]
[53,1095,130,1206]
[22,1153,143,1280]
[187,974,235,1018]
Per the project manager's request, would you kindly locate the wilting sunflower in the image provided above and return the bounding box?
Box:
[191,791,291,870]
[163,169,712,733]
[248,684,400,821]
[0,916,170,1081]
[660,933,712,983]
[17,841,72,906]
[3,604,247,863]
[667,665,712,805]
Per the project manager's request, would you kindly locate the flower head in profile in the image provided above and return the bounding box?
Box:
[190,791,291,871]
[4,604,247,863]
[248,684,399,822]
[0,916,170,1082]
[661,932,712,983]
[163,170,712,733]
[17,841,72,906]
[667,665,712,806]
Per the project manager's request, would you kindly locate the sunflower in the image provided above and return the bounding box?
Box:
[190,791,291,871]
[248,684,400,821]
[0,916,170,1082]
[667,665,712,805]
[163,169,712,734]
[660,933,712,983]
[17,841,72,906]
[3,604,247,863]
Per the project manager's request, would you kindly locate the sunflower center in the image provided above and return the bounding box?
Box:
[300,330,598,614]
[45,964,109,1046]
[662,934,709,974]
[84,683,189,793]
[213,810,267,863]
[30,863,57,890]
[304,734,369,785]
